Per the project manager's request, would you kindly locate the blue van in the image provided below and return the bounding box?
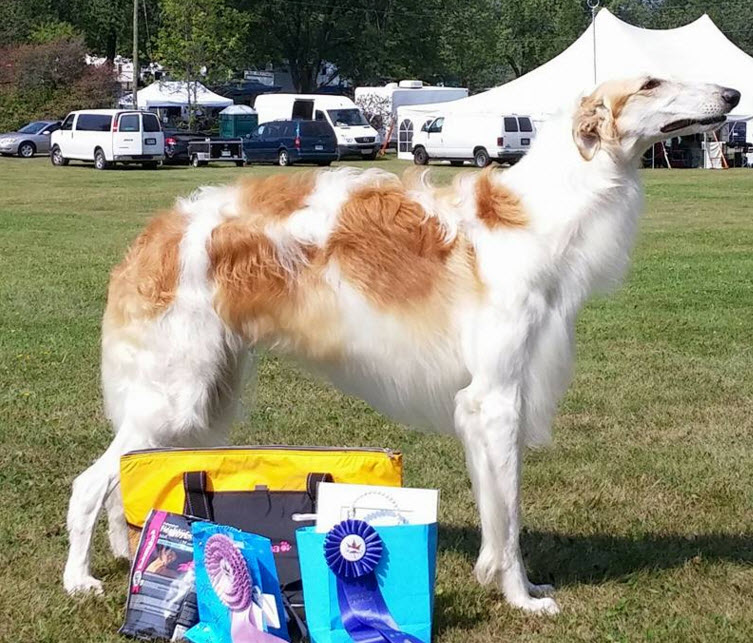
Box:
[243,120,338,166]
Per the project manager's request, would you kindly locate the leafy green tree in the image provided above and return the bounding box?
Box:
[156,0,251,126]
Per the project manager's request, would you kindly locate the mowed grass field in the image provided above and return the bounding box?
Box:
[1,155,752,642]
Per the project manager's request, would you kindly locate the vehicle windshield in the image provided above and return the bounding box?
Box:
[18,122,46,134]
[327,109,367,127]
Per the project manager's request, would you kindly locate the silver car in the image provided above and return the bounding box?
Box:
[0,120,61,157]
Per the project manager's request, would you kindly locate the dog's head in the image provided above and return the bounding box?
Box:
[573,77,740,162]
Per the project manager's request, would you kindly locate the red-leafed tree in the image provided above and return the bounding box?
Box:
[0,34,119,131]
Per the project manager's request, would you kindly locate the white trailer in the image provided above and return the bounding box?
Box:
[354,80,468,145]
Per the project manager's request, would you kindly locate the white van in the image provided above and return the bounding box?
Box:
[254,94,380,159]
[50,109,165,169]
[411,113,536,167]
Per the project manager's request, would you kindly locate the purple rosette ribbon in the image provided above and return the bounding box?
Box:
[323,520,423,643]
[204,534,282,643]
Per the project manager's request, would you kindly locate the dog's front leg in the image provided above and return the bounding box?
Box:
[457,309,559,614]
[456,383,559,615]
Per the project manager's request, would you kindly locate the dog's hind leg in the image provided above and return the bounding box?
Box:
[104,482,129,559]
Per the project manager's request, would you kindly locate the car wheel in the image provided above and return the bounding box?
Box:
[277,149,290,166]
[94,148,110,170]
[413,146,428,165]
[18,142,35,158]
[50,145,68,166]
[473,147,490,168]
[235,160,245,167]
[191,155,201,168]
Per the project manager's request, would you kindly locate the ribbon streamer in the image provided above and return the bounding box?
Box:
[324,520,423,643]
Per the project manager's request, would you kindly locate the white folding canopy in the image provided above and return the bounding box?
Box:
[137,80,233,108]
[397,9,753,157]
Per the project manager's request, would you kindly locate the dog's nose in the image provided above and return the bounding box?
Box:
[721,88,741,109]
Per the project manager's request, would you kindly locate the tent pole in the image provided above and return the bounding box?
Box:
[588,0,600,84]
[662,141,672,169]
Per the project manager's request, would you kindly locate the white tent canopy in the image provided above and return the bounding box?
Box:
[136,80,233,108]
[397,9,753,157]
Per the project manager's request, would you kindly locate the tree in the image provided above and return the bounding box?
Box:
[156,0,251,127]
[0,35,118,131]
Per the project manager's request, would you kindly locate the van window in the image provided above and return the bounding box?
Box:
[292,100,314,120]
[327,109,367,127]
[301,121,332,136]
[76,114,113,132]
[315,110,326,122]
[119,114,140,132]
[61,114,75,131]
[263,124,280,139]
[428,118,444,133]
[518,117,533,132]
[504,117,518,133]
[143,113,161,132]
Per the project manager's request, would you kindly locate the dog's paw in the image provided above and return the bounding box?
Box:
[64,574,104,596]
[527,582,555,598]
[510,595,560,615]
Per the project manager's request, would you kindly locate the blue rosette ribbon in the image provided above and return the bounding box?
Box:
[323,519,423,643]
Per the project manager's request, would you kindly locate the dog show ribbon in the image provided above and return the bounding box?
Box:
[324,519,423,643]
[204,534,283,643]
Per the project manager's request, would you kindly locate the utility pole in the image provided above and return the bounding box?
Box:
[132,0,139,109]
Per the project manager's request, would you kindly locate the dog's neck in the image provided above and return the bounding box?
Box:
[500,114,645,312]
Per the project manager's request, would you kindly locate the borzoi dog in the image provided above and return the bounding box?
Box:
[64,78,739,613]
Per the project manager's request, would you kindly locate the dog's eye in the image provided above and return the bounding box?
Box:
[641,78,661,91]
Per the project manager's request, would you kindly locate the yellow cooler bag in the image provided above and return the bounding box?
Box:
[120,445,403,553]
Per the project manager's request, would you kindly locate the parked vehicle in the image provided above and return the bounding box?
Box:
[50,109,164,169]
[411,113,536,167]
[355,80,467,147]
[254,94,379,159]
[188,138,244,167]
[0,120,61,157]
[242,120,338,166]
[164,130,209,164]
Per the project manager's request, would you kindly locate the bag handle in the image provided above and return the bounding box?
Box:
[182,470,333,519]
[306,472,333,504]
[183,470,213,521]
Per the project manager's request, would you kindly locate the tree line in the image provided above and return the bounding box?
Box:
[0,0,751,131]
[2,0,752,94]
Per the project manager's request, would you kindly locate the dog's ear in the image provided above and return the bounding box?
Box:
[573,96,610,161]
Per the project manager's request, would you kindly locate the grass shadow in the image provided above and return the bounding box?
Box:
[440,524,753,588]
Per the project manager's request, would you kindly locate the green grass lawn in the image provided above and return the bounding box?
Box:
[1,156,752,642]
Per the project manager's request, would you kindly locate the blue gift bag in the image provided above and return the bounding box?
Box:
[186,522,290,643]
[296,522,437,643]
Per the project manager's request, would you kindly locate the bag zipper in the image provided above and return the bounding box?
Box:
[124,445,398,458]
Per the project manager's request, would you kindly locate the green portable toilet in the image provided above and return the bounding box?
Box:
[219,104,258,138]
